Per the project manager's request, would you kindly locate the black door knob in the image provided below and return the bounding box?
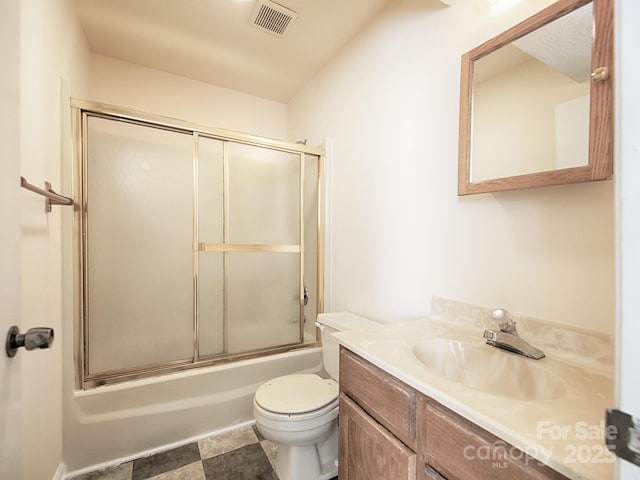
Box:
[5,325,54,357]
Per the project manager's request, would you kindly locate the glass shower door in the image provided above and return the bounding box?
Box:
[198,140,303,357]
[227,142,302,352]
[75,100,323,387]
[85,116,194,375]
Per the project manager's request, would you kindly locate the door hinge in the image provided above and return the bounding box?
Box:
[606,409,640,467]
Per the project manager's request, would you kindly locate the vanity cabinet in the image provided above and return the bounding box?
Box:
[339,347,570,480]
[339,347,417,479]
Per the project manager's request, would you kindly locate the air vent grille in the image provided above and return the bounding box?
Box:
[249,0,298,37]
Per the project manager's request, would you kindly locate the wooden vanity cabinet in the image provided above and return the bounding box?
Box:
[339,347,417,480]
[339,347,570,480]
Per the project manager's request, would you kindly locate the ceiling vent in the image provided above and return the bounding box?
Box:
[249,0,298,38]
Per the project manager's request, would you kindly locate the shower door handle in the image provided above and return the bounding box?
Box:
[303,285,309,306]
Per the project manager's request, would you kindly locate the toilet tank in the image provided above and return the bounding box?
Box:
[316,312,379,381]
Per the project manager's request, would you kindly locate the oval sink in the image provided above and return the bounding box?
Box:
[412,339,566,401]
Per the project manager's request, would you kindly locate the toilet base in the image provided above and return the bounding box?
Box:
[273,425,338,480]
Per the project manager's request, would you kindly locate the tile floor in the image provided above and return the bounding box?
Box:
[68,424,338,480]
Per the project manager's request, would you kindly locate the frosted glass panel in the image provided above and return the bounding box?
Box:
[86,117,194,374]
[227,253,300,352]
[228,143,300,244]
[198,252,224,357]
[198,136,224,243]
[78,107,321,387]
[303,154,319,343]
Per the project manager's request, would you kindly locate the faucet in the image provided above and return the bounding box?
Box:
[483,309,545,360]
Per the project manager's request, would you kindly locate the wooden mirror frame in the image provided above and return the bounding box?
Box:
[458,0,613,196]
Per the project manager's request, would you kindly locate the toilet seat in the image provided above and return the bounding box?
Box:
[252,314,379,480]
[255,374,338,416]
[254,398,338,427]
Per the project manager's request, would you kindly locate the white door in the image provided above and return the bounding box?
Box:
[0,0,22,478]
[616,0,640,478]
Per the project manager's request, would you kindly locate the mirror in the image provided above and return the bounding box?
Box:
[458,0,613,195]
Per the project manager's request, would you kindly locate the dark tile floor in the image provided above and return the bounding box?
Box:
[69,424,278,480]
[68,424,338,480]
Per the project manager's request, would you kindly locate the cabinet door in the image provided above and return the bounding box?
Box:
[339,393,416,480]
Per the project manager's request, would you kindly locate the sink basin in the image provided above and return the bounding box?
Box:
[412,339,566,401]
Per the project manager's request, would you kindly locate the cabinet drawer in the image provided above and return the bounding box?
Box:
[340,347,416,449]
[340,393,416,480]
[420,400,568,480]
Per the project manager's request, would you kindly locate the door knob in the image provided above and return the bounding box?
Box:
[5,325,54,357]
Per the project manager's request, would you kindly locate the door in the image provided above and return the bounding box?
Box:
[339,394,417,480]
[0,0,22,477]
[616,0,640,478]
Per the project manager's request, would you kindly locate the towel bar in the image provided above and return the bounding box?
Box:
[20,176,74,213]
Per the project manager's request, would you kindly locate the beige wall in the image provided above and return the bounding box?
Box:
[1,0,22,478]
[19,0,89,478]
[88,54,288,140]
[287,0,614,334]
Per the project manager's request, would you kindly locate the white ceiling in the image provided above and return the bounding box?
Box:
[74,0,393,102]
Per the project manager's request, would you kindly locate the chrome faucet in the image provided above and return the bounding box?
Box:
[483,309,545,360]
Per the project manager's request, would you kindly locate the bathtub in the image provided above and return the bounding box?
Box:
[63,347,323,476]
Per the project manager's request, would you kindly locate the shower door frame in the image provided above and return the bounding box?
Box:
[70,99,325,389]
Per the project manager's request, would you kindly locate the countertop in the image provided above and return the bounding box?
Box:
[333,316,615,480]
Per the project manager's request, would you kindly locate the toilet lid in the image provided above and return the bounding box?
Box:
[255,374,338,414]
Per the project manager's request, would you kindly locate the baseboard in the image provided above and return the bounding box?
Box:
[52,462,67,480]
[64,420,257,478]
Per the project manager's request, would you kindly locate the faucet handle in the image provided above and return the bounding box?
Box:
[491,309,517,334]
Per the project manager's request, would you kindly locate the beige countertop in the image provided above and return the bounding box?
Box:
[333,312,615,480]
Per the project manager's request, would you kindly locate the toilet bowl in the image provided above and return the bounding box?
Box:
[253,374,339,480]
[253,312,379,480]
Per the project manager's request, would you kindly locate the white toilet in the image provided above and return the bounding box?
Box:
[253,312,378,480]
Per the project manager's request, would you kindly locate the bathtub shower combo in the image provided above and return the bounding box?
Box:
[66,99,325,473]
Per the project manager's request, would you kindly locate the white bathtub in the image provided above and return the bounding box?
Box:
[64,347,323,476]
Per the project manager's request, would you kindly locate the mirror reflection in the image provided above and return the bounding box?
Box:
[470,2,593,182]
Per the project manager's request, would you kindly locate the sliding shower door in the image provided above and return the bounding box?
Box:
[198,140,303,357]
[74,101,324,388]
[85,117,194,374]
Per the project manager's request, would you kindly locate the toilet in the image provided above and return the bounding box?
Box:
[253,312,378,480]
